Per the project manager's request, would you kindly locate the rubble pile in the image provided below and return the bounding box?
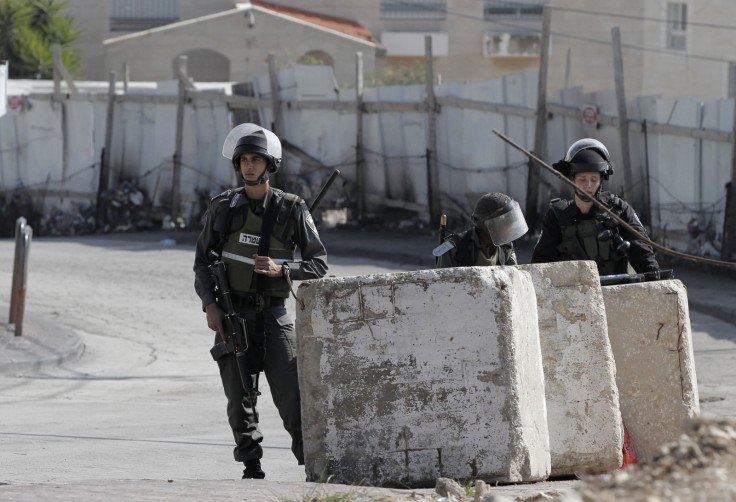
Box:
[0,188,41,237]
[578,417,736,501]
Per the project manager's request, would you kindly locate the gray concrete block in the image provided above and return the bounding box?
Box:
[516,261,623,476]
[602,279,700,462]
[296,266,550,487]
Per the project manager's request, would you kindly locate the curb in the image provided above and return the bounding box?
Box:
[688,301,736,327]
[0,312,85,373]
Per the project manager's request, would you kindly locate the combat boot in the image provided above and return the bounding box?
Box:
[242,459,265,479]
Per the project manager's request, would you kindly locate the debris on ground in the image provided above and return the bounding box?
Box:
[577,417,736,501]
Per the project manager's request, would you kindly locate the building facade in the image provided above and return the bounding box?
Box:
[62,0,550,86]
[547,0,736,101]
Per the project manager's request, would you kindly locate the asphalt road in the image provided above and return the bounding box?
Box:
[0,229,734,501]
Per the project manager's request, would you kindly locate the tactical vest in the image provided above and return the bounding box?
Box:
[451,230,503,266]
[218,192,298,298]
[551,197,630,275]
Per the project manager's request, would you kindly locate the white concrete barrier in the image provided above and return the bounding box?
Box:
[516,261,623,476]
[602,279,700,462]
[296,266,550,487]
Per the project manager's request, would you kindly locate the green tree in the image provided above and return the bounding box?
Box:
[0,0,81,79]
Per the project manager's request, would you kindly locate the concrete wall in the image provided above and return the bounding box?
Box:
[602,279,700,462]
[295,266,550,487]
[517,261,623,476]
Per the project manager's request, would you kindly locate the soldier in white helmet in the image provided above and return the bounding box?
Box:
[193,123,327,479]
[531,138,659,275]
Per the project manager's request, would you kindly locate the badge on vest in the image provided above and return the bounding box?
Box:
[432,240,456,257]
[239,233,261,245]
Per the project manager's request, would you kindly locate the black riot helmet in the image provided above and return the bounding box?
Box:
[471,192,528,246]
[553,138,614,181]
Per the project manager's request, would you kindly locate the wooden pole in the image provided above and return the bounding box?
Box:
[355,52,365,220]
[268,53,282,188]
[722,72,736,261]
[268,53,282,136]
[52,46,61,103]
[9,217,26,324]
[425,35,441,226]
[527,5,552,231]
[612,27,636,207]
[172,55,187,218]
[123,62,129,93]
[52,44,78,95]
[96,71,116,230]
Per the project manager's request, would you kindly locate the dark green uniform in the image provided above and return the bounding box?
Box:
[193,186,327,465]
[531,190,659,275]
[436,227,517,268]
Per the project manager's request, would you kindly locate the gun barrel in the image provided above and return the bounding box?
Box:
[309,169,341,213]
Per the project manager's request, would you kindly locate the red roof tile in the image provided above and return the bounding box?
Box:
[252,1,378,44]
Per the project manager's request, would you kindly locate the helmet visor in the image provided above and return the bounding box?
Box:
[481,200,529,246]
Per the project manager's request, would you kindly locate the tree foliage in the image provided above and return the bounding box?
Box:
[0,0,81,79]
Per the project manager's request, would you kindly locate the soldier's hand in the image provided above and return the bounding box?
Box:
[205,303,226,341]
[253,254,284,277]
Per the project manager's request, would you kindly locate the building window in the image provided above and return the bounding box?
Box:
[666,2,687,51]
[380,0,446,20]
[483,0,546,19]
[110,0,180,32]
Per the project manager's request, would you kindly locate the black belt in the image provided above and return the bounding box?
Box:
[231,293,285,310]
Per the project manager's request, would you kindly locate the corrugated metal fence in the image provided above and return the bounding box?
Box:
[0,65,732,256]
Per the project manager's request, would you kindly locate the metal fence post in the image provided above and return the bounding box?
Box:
[9,222,32,336]
[9,217,26,324]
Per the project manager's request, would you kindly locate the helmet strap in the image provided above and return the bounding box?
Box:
[244,171,269,186]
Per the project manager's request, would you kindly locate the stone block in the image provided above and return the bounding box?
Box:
[602,279,700,462]
[296,266,550,487]
[516,261,623,476]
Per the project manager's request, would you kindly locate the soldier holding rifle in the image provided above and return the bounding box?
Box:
[434,192,528,268]
[193,123,328,479]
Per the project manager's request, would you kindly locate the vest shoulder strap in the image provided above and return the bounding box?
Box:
[274,191,302,244]
[210,189,246,256]
[550,198,574,224]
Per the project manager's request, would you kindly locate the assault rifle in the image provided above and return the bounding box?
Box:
[599,268,674,287]
[209,259,260,405]
[207,168,341,400]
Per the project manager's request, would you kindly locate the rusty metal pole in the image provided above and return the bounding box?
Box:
[9,217,26,324]
[11,224,32,336]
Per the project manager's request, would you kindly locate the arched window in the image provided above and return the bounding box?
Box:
[298,50,334,68]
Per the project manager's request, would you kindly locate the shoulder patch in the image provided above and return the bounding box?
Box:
[209,186,243,203]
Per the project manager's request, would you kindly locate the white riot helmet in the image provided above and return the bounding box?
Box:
[222,123,282,185]
[471,192,529,246]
